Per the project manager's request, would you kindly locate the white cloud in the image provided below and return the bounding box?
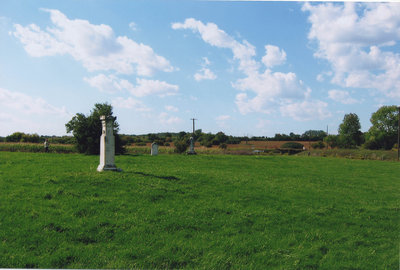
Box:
[194,68,217,81]
[216,115,231,121]
[172,18,259,75]
[84,74,124,93]
[303,2,400,99]
[129,22,137,31]
[280,100,331,121]
[159,112,182,125]
[165,105,179,112]
[0,87,69,116]
[173,18,329,121]
[328,89,359,104]
[194,57,217,81]
[112,97,150,111]
[84,74,179,97]
[13,9,174,76]
[130,78,179,97]
[0,88,71,136]
[262,45,287,68]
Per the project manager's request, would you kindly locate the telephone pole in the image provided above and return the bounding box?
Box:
[397,106,400,161]
[190,118,197,135]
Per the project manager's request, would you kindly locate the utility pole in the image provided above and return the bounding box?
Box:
[397,106,400,161]
[190,118,197,135]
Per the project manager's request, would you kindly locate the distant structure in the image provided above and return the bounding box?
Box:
[97,115,121,172]
[187,118,197,155]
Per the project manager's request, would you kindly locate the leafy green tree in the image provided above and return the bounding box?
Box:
[364,105,398,150]
[65,103,125,155]
[301,130,327,141]
[338,113,363,148]
[323,135,339,148]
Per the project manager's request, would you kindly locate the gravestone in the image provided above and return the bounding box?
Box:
[97,115,120,172]
[187,137,197,155]
[151,142,158,156]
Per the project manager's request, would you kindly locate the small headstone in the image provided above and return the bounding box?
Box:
[97,115,121,172]
[151,142,158,156]
[187,137,197,155]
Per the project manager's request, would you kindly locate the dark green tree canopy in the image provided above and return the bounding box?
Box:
[66,103,124,155]
[338,113,363,148]
[365,105,398,150]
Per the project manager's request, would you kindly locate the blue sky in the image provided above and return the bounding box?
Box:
[1,1,400,137]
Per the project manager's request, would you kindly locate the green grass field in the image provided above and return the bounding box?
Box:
[0,152,399,269]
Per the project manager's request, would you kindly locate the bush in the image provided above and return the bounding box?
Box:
[174,139,189,154]
[135,142,146,146]
[281,142,304,149]
[311,141,325,149]
[219,143,227,149]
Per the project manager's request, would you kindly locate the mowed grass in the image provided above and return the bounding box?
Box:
[0,152,398,269]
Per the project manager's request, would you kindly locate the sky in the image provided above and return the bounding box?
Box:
[1,1,400,137]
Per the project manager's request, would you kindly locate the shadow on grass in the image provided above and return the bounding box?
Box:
[128,171,180,181]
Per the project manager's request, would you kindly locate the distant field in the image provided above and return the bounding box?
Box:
[0,152,398,269]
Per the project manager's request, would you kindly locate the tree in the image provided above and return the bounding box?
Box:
[301,130,327,141]
[65,103,125,154]
[338,113,363,148]
[364,105,398,150]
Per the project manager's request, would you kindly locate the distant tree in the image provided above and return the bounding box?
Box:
[338,113,363,148]
[364,105,398,150]
[323,135,339,148]
[6,132,25,142]
[65,103,125,155]
[301,130,327,141]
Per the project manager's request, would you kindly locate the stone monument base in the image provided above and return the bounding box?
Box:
[97,164,122,172]
[187,150,197,155]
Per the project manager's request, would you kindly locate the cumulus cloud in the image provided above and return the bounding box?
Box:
[112,97,150,111]
[130,78,179,97]
[84,74,179,97]
[0,87,69,116]
[303,2,400,98]
[194,57,217,81]
[13,9,173,76]
[165,105,179,112]
[280,100,331,121]
[328,89,359,104]
[262,45,287,68]
[159,112,182,125]
[172,18,259,75]
[173,18,328,121]
[194,68,217,81]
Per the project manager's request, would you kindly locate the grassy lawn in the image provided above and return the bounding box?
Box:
[0,152,399,269]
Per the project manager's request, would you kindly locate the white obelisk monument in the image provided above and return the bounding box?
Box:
[97,115,119,172]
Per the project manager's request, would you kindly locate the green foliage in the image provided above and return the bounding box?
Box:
[65,103,125,155]
[219,143,227,149]
[301,130,327,141]
[323,135,339,148]
[6,132,40,143]
[311,141,325,149]
[174,139,189,153]
[364,105,399,150]
[338,113,363,148]
[280,142,304,149]
[0,152,398,268]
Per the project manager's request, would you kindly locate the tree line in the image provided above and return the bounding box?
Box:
[1,103,398,154]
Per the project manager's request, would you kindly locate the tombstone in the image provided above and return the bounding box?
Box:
[97,115,121,172]
[151,142,158,156]
[187,137,197,155]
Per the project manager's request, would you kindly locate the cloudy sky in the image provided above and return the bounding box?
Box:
[1,1,400,137]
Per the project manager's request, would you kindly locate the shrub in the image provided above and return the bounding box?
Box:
[311,141,325,149]
[135,142,146,146]
[174,139,189,154]
[281,142,304,149]
[219,143,227,149]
